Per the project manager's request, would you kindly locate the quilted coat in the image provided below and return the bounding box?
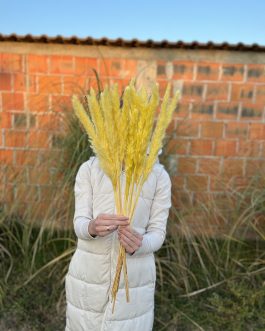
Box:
[65,155,172,331]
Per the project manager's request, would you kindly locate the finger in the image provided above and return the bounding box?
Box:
[123,231,142,247]
[119,227,143,241]
[112,219,130,226]
[95,225,118,233]
[119,237,135,254]
[119,233,139,251]
[118,226,131,234]
[97,219,130,226]
[100,214,129,221]
[128,234,142,247]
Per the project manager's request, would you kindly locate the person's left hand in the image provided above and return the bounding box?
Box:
[118,225,143,254]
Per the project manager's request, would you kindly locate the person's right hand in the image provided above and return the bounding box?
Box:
[88,213,129,237]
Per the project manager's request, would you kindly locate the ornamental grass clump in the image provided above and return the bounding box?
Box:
[72,79,180,312]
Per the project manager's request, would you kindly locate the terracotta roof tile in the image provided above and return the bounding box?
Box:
[0,33,265,52]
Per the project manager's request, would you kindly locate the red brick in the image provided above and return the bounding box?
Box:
[50,55,74,74]
[216,102,239,119]
[29,114,36,128]
[205,83,229,101]
[225,122,248,139]
[63,76,86,95]
[0,73,12,90]
[246,64,265,82]
[182,82,204,101]
[186,175,208,191]
[233,177,250,190]
[5,165,28,184]
[37,113,61,130]
[256,85,265,103]
[28,130,50,148]
[27,94,49,112]
[231,83,254,102]
[260,142,265,157]
[171,175,185,190]
[166,138,188,155]
[75,57,98,76]
[210,176,227,191]
[221,64,245,81]
[196,62,219,81]
[1,183,15,203]
[5,130,27,147]
[38,75,62,94]
[51,95,72,113]
[166,119,176,134]
[222,159,244,177]
[240,103,263,120]
[193,192,214,205]
[2,92,24,111]
[52,133,66,149]
[246,160,265,176]
[123,59,137,77]
[172,61,194,80]
[13,73,37,93]
[13,113,27,128]
[176,120,199,137]
[13,73,25,91]
[249,123,265,140]
[28,167,50,185]
[172,191,193,207]
[0,166,6,184]
[198,158,220,174]
[0,112,12,128]
[174,101,190,118]
[238,140,261,157]
[28,54,48,73]
[29,75,38,93]
[0,53,23,72]
[157,61,167,79]
[99,59,123,77]
[0,149,13,164]
[201,122,224,138]
[38,150,64,168]
[215,140,237,156]
[178,157,197,173]
[15,150,39,166]
[191,102,214,119]
[190,140,213,155]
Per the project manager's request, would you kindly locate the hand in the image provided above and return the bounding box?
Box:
[88,213,129,237]
[118,225,143,254]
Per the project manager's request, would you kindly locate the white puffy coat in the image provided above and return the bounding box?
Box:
[65,156,171,331]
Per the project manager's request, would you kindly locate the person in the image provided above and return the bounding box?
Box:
[65,150,172,331]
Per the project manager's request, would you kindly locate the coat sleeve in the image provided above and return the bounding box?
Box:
[132,167,172,256]
[73,159,97,240]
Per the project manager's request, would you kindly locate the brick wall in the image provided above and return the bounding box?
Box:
[0,41,265,230]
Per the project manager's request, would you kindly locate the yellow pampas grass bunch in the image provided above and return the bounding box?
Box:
[72,79,180,312]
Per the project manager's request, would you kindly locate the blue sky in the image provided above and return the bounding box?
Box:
[1,0,265,45]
